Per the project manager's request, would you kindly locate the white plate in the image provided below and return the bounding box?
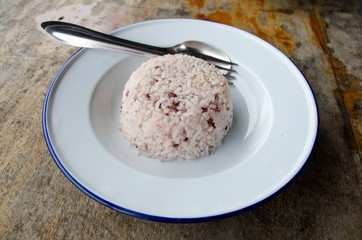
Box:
[43,19,318,222]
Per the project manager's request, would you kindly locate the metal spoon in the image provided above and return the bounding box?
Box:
[41,21,236,77]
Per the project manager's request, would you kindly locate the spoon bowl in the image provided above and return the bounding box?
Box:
[171,41,233,75]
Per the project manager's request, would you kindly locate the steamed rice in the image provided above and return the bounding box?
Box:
[120,54,233,161]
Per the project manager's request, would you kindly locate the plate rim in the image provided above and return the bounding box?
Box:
[42,18,319,223]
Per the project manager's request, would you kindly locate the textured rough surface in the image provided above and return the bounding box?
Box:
[0,0,361,239]
[120,54,232,161]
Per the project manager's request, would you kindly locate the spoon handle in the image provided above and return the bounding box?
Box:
[41,21,168,56]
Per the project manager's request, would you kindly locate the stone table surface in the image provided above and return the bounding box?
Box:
[0,0,361,239]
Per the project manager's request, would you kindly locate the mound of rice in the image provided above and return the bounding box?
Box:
[120,54,233,161]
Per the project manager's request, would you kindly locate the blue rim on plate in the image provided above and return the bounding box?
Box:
[42,19,319,223]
